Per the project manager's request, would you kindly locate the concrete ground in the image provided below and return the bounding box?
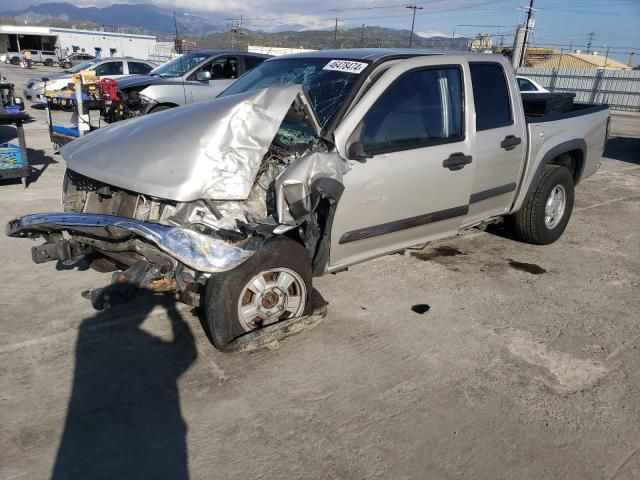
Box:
[0,62,639,480]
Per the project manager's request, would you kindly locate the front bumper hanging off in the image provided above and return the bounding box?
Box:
[5,212,256,273]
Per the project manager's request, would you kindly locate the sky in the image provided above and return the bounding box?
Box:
[6,0,640,64]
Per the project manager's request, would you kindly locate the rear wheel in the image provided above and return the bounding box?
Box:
[62,61,72,69]
[203,237,312,351]
[512,164,574,245]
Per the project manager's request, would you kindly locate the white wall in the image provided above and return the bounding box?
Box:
[53,29,156,60]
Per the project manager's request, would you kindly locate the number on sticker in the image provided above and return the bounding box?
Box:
[323,60,368,74]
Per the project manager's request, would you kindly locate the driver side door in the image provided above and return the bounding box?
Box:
[188,56,239,104]
[329,57,476,270]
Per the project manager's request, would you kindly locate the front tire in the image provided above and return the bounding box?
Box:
[44,59,54,67]
[10,57,20,65]
[512,164,574,245]
[203,237,312,351]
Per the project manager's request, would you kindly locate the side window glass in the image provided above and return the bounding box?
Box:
[244,56,266,72]
[518,78,536,91]
[128,62,152,74]
[210,56,239,79]
[357,67,464,155]
[94,62,123,76]
[470,63,512,130]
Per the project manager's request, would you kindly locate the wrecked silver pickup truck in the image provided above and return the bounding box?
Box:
[7,50,609,350]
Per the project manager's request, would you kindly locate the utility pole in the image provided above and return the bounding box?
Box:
[334,17,339,48]
[586,32,595,54]
[518,0,534,67]
[173,12,181,54]
[628,52,635,68]
[361,24,365,48]
[228,19,240,50]
[406,5,423,48]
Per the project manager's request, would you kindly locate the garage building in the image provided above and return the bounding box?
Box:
[0,25,156,60]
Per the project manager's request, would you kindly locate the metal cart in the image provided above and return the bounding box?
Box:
[0,111,30,187]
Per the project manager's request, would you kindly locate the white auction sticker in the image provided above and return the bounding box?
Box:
[323,59,368,74]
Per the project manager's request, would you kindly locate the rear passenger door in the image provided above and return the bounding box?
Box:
[463,62,526,225]
[330,57,475,269]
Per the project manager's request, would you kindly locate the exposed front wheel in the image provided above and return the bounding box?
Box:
[203,237,312,351]
[512,164,575,245]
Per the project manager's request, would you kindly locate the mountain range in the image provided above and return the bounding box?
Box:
[0,2,470,51]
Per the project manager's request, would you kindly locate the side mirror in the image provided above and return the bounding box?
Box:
[347,141,371,162]
[196,71,211,81]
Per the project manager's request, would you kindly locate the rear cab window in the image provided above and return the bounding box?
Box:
[469,63,512,131]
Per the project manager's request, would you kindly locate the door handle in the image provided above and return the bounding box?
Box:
[500,135,522,151]
[443,152,472,171]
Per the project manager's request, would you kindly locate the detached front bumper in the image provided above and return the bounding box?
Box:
[6,212,255,273]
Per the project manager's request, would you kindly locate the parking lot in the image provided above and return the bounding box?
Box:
[1,62,639,479]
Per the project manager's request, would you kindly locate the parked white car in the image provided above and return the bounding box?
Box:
[23,57,157,102]
[517,76,549,93]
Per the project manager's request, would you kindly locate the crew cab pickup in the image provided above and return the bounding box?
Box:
[6,50,609,351]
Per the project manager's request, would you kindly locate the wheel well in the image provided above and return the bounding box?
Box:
[550,149,584,184]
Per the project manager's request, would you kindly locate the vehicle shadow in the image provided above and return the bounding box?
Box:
[27,147,58,183]
[604,137,640,165]
[51,290,197,480]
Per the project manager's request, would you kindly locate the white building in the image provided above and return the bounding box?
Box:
[0,25,156,60]
[248,45,317,56]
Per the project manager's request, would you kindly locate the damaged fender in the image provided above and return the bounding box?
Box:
[275,151,348,227]
[6,212,255,273]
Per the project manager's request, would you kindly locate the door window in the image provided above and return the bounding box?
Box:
[470,63,512,130]
[356,67,464,156]
[93,61,124,76]
[209,56,239,79]
[517,77,537,92]
[244,55,266,72]
[128,61,153,74]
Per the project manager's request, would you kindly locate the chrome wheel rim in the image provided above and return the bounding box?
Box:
[545,184,567,229]
[237,267,307,332]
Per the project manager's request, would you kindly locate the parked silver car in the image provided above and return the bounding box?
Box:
[7,50,609,351]
[59,53,96,69]
[109,50,270,118]
[23,58,156,102]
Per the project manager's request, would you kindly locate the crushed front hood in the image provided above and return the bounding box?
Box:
[61,85,304,201]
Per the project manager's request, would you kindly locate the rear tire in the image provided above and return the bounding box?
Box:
[203,237,312,351]
[512,164,574,245]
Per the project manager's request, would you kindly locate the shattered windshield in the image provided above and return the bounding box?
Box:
[219,57,370,129]
[150,53,210,78]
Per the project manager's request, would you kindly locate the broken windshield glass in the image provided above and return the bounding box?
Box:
[219,58,369,129]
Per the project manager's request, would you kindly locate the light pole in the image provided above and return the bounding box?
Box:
[406,5,423,48]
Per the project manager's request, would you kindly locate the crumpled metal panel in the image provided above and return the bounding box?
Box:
[6,212,255,273]
[60,85,303,202]
[275,151,348,225]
